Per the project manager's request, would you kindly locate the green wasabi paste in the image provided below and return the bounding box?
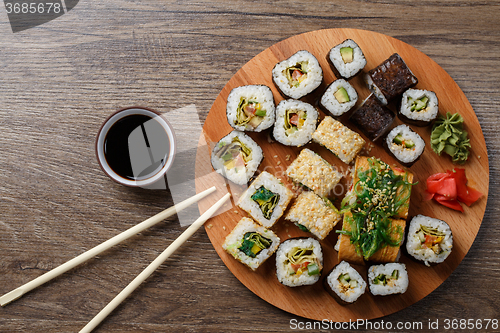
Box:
[430,112,471,164]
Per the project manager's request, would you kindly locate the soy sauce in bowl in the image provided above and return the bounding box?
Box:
[96,107,176,187]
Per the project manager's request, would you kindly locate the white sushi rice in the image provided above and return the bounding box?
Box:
[211,130,263,186]
[368,263,409,296]
[223,217,280,271]
[272,50,323,99]
[237,171,293,228]
[273,99,318,146]
[385,125,425,164]
[328,39,367,79]
[276,238,323,287]
[400,89,439,122]
[406,215,453,267]
[226,85,276,132]
[365,74,388,105]
[320,79,358,117]
[326,261,367,303]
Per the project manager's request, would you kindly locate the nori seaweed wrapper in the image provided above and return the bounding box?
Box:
[349,94,395,141]
[367,53,418,104]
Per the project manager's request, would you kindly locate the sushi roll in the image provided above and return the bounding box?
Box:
[399,89,439,126]
[319,79,358,117]
[368,263,409,295]
[272,50,323,99]
[285,191,342,240]
[365,53,418,105]
[327,39,367,80]
[276,238,323,287]
[223,217,280,271]
[312,116,365,164]
[226,85,275,132]
[237,171,293,228]
[406,215,453,267]
[386,125,425,167]
[211,130,263,185]
[349,93,395,142]
[325,261,367,304]
[286,148,343,198]
[273,99,319,146]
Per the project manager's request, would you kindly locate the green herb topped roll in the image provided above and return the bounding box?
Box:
[237,171,293,228]
[273,99,318,146]
[226,85,276,132]
[276,238,323,287]
[223,217,280,271]
[272,50,323,99]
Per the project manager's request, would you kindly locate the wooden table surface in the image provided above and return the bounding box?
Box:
[1,1,499,332]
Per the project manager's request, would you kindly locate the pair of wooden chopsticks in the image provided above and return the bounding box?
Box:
[0,186,230,333]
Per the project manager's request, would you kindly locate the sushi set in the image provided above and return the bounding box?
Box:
[195,29,488,321]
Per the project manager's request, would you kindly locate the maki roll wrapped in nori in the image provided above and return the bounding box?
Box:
[319,79,358,117]
[325,261,367,304]
[368,263,409,295]
[276,238,323,287]
[349,94,395,142]
[386,125,425,167]
[327,39,367,80]
[406,215,453,267]
[273,99,318,146]
[365,53,418,105]
[226,85,276,132]
[399,89,439,126]
[237,171,293,228]
[285,191,342,240]
[223,217,280,271]
[211,130,263,185]
[272,50,323,99]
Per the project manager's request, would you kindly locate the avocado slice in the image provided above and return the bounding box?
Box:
[334,87,350,103]
[340,47,354,63]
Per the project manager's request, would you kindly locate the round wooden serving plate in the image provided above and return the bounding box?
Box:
[195,28,489,322]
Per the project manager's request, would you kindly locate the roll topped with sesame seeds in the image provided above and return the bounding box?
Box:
[286,148,343,198]
[337,156,414,263]
[285,191,342,240]
[312,116,365,164]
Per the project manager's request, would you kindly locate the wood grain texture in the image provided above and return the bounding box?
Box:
[197,28,489,322]
[0,1,499,332]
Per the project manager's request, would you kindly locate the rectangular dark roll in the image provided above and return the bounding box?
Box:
[366,53,418,105]
[349,94,395,141]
